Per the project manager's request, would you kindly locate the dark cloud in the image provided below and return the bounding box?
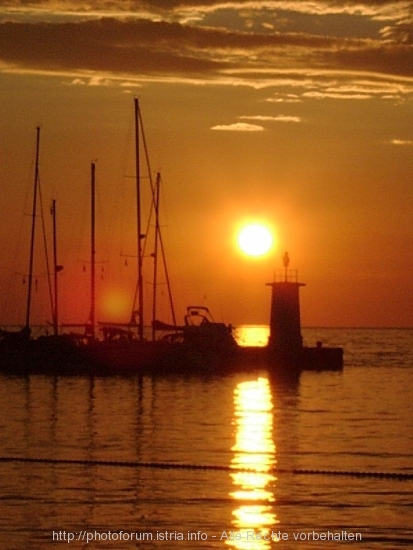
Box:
[0,7,412,83]
[0,18,225,75]
[333,43,413,78]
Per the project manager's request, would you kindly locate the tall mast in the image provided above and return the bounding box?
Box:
[51,199,59,335]
[25,126,41,333]
[135,98,144,340]
[90,162,96,339]
[151,172,161,340]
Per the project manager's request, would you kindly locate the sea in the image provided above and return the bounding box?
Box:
[0,327,412,549]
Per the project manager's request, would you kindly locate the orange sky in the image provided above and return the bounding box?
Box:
[0,1,412,328]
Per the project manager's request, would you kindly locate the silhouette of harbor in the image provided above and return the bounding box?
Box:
[0,102,343,377]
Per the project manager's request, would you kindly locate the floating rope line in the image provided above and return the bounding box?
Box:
[0,456,412,481]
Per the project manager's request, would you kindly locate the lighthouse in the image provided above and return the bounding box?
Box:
[266,252,305,351]
[265,252,344,371]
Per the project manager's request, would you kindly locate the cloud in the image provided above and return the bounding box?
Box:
[70,75,112,86]
[240,114,301,122]
[0,2,412,95]
[266,94,301,103]
[261,72,413,102]
[303,91,371,99]
[390,138,413,145]
[64,0,411,25]
[211,122,264,131]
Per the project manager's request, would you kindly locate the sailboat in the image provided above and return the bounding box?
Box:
[0,128,86,374]
[97,99,177,344]
[77,99,237,374]
[0,128,41,371]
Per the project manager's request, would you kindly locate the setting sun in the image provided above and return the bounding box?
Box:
[237,224,274,257]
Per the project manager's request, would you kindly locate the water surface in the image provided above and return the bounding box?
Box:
[0,328,412,548]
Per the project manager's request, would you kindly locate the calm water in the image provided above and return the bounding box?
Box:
[0,328,412,549]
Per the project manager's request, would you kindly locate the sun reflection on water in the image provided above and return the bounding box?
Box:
[234,326,270,347]
[227,377,278,549]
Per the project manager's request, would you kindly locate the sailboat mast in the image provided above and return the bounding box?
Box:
[135,98,144,340]
[90,162,96,339]
[151,172,161,340]
[25,126,41,332]
[51,199,59,335]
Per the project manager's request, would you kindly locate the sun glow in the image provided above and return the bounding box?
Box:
[237,224,274,257]
[101,289,131,321]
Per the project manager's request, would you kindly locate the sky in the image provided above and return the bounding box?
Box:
[0,0,412,329]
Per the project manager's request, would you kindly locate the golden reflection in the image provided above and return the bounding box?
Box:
[227,377,278,549]
[235,326,269,347]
